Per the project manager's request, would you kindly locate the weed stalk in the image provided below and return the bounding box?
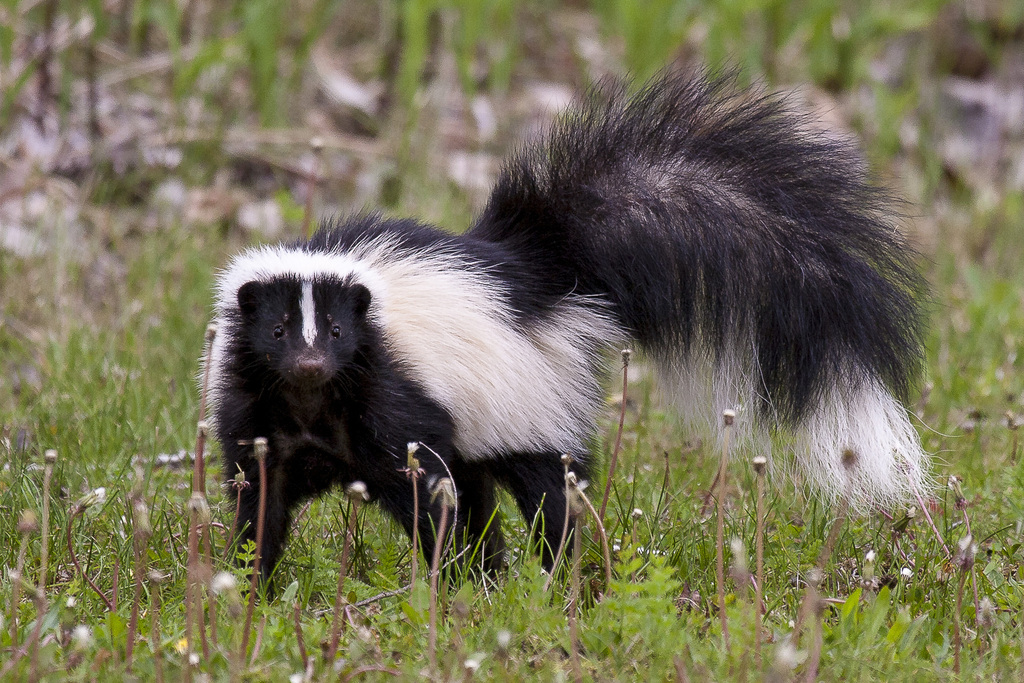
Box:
[570,473,613,590]
[66,491,116,611]
[39,450,56,592]
[329,482,368,663]
[429,478,456,672]
[405,442,422,588]
[5,511,37,671]
[544,454,574,592]
[716,409,735,650]
[126,474,152,669]
[599,348,631,522]
[953,534,976,674]
[568,485,584,683]
[241,437,269,661]
[753,455,767,662]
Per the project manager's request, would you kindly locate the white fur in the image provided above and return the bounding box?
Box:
[206,237,926,508]
[208,236,625,458]
[300,282,316,345]
[658,338,928,510]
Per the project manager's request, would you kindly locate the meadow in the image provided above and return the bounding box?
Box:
[2,0,1024,680]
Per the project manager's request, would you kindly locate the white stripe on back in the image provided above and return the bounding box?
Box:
[300,281,316,345]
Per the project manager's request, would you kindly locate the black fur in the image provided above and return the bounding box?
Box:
[212,72,926,581]
[472,74,925,424]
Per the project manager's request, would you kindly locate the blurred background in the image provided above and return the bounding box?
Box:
[1,4,1024,677]
[1,0,1022,520]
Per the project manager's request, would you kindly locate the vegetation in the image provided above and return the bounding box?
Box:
[1,0,1023,679]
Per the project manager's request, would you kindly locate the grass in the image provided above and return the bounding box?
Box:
[2,0,1024,680]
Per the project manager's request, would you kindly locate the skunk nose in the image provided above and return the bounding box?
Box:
[292,353,329,385]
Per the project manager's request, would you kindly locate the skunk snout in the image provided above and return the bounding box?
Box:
[291,351,331,386]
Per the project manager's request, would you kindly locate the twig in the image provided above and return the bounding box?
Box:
[570,475,613,590]
[4,512,36,674]
[249,614,267,666]
[39,450,56,592]
[953,534,976,675]
[149,572,165,683]
[909,477,949,558]
[793,451,853,646]
[715,410,734,651]
[293,600,308,666]
[598,349,631,522]
[753,455,767,662]
[428,479,456,672]
[340,666,402,681]
[405,443,423,588]
[126,484,152,669]
[66,503,115,612]
[544,455,575,592]
[329,483,367,663]
[241,437,269,660]
[567,491,584,683]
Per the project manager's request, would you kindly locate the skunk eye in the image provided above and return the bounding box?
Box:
[273,324,284,339]
[331,325,341,338]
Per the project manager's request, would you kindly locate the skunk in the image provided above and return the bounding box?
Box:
[206,73,927,579]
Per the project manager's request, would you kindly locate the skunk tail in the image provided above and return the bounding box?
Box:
[470,72,928,508]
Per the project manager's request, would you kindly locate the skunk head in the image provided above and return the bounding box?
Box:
[236,275,372,391]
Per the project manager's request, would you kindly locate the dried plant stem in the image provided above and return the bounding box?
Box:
[411,471,420,584]
[427,507,450,670]
[249,614,268,666]
[149,574,165,683]
[571,478,613,589]
[294,600,309,666]
[599,349,631,522]
[568,506,584,683]
[7,531,30,658]
[187,325,217,663]
[803,584,824,683]
[207,532,219,648]
[340,666,402,681]
[194,325,217,496]
[793,496,849,645]
[226,481,246,560]
[186,502,201,670]
[958,503,982,628]
[909,478,949,557]
[544,456,574,592]
[954,569,966,674]
[407,443,422,588]
[39,450,56,592]
[66,507,116,611]
[329,487,364,663]
[125,495,151,669]
[241,438,269,661]
[715,411,734,650]
[428,481,455,672]
[26,590,46,683]
[753,456,767,661]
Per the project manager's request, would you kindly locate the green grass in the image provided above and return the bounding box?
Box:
[3,0,1024,680]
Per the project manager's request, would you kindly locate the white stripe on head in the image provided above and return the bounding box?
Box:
[301,281,316,345]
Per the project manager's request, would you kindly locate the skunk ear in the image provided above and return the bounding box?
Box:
[237,281,263,318]
[351,283,371,318]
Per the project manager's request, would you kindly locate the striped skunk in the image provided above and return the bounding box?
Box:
[206,73,927,580]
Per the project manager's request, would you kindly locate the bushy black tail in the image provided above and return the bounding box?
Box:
[470,72,928,507]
